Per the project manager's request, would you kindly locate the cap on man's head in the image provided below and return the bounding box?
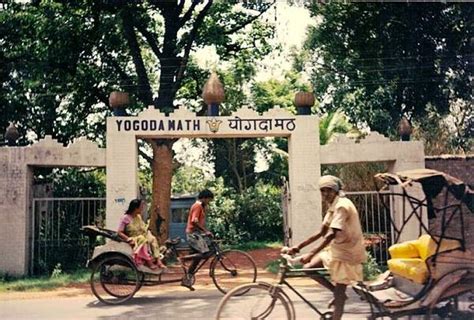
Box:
[319,175,343,192]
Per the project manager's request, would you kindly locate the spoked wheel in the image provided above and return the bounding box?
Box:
[215,282,295,320]
[211,250,257,295]
[90,255,141,305]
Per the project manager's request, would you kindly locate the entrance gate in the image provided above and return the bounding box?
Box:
[31,197,105,274]
[345,191,392,264]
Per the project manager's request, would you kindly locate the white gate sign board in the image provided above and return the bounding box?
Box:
[106,106,322,248]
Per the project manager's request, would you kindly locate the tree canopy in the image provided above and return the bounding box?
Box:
[1,0,278,239]
[304,2,473,143]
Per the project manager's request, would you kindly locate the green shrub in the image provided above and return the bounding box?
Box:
[363,251,382,281]
[207,180,283,243]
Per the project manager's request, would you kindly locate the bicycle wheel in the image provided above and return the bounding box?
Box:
[215,282,295,320]
[90,255,140,305]
[211,249,257,294]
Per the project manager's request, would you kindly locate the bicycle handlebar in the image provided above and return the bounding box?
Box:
[280,246,304,267]
[281,253,304,266]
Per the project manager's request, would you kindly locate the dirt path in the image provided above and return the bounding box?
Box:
[0,247,283,300]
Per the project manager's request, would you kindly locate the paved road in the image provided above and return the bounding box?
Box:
[1,283,471,320]
[1,283,371,320]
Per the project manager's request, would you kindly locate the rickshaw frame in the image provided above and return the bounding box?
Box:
[82,226,257,305]
[354,169,474,319]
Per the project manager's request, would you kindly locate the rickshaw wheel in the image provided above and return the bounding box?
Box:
[90,254,140,305]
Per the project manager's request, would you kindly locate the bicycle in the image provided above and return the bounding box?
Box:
[83,226,257,305]
[215,251,334,320]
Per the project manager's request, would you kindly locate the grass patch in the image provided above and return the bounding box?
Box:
[0,269,90,293]
[224,241,282,252]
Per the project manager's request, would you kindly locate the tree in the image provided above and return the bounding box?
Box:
[1,1,277,241]
[106,1,278,240]
[0,1,130,145]
[303,3,473,141]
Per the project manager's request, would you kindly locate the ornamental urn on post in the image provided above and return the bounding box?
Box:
[398,116,412,141]
[5,122,20,146]
[202,72,225,116]
[294,91,315,115]
[109,91,130,116]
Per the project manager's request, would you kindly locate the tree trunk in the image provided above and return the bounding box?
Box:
[149,140,174,244]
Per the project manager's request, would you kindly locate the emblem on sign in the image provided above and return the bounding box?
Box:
[206,118,222,133]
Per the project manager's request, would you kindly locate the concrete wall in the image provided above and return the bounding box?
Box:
[425,155,474,185]
[0,137,105,275]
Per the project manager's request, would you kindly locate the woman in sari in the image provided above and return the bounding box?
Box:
[117,199,165,270]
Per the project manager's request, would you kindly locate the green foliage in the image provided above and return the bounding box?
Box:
[2,1,276,144]
[32,168,105,274]
[50,263,63,279]
[363,251,382,281]
[207,180,283,243]
[38,168,106,198]
[0,1,131,145]
[265,259,281,274]
[319,109,352,145]
[304,3,473,141]
[172,166,209,195]
[412,109,472,155]
[257,137,289,187]
[251,72,309,114]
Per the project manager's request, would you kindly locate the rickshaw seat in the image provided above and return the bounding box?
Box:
[387,235,461,284]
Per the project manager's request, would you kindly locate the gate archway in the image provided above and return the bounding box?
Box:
[106,106,321,249]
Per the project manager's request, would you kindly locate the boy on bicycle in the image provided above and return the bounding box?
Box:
[181,189,214,288]
[288,175,367,320]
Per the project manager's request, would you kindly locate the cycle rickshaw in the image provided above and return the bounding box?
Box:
[215,169,474,319]
[82,226,257,305]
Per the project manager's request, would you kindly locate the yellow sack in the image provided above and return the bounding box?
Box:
[387,258,428,284]
[388,240,419,259]
[417,234,460,261]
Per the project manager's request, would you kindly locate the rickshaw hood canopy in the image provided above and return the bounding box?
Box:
[375,169,473,213]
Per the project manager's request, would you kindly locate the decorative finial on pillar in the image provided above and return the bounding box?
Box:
[294,91,315,115]
[5,122,20,146]
[398,116,412,141]
[109,91,130,116]
[202,72,225,116]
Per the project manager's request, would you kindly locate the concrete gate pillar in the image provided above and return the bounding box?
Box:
[105,133,138,230]
[288,117,321,247]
